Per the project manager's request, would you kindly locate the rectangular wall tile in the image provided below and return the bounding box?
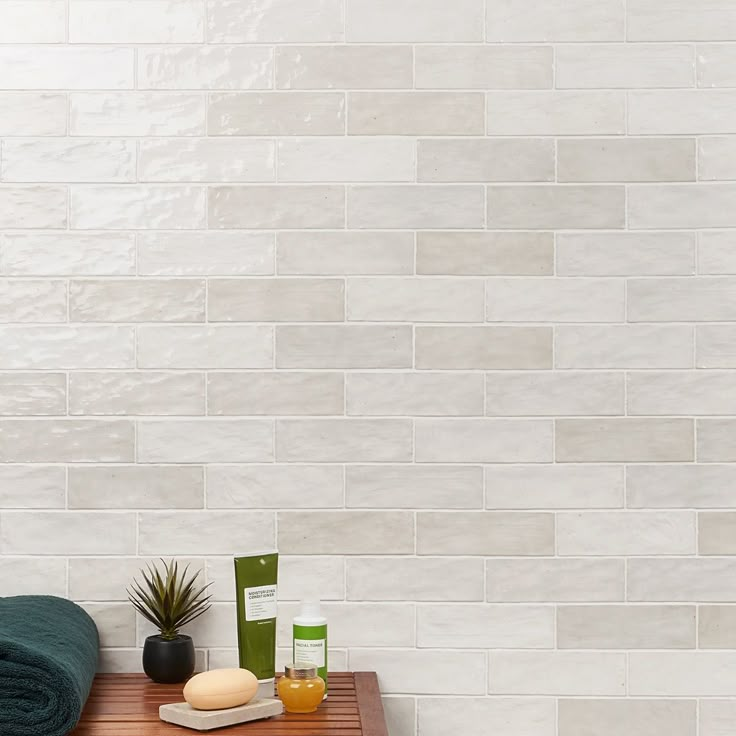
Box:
[0,466,65,508]
[628,558,736,602]
[556,418,695,462]
[628,465,736,508]
[0,558,67,597]
[0,280,67,323]
[699,606,736,648]
[699,232,736,273]
[0,1,65,43]
[628,371,736,415]
[628,277,736,320]
[698,45,736,88]
[630,653,736,695]
[700,700,736,736]
[0,186,67,229]
[629,91,736,134]
[699,512,736,554]
[559,700,696,736]
[697,326,736,367]
[0,93,67,136]
[628,0,736,41]
[415,419,553,463]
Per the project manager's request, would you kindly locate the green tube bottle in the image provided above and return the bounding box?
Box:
[234,551,278,699]
[292,600,327,696]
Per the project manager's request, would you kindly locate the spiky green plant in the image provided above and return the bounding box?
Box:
[128,559,212,641]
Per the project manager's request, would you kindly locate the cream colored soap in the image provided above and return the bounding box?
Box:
[183,669,259,711]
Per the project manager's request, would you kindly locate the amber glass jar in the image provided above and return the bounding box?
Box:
[277,664,326,714]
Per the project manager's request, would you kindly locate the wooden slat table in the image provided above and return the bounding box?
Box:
[72,672,388,736]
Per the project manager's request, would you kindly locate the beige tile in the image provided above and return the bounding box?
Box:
[487,278,625,322]
[0,1,64,42]
[346,0,483,41]
[419,698,554,736]
[276,325,412,368]
[558,138,695,182]
[241,556,344,602]
[208,372,343,415]
[629,371,736,415]
[69,372,205,416]
[701,700,736,736]
[417,604,554,649]
[629,91,736,134]
[70,279,204,322]
[417,232,553,276]
[349,649,485,695]
[138,511,274,555]
[82,603,137,648]
[208,92,344,135]
[384,697,417,736]
[347,557,484,601]
[699,232,736,272]
[70,0,203,42]
[486,372,623,416]
[0,93,67,136]
[208,278,344,321]
[557,511,696,555]
[558,605,695,649]
[69,465,203,509]
[700,606,736,648]
[628,559,736,602]
[559,700,696,736]
[137,325,273,369]
[487,0,623,40]
[277,232,414,275]
[418,139,554,182]
[490,652,626,695]
[0,280,66,323]
[348,92,484,135]
[209,186,344,229]
[628,465,736,508]
[416,326,552,369]
[71,93,205,136]
[0,466,65,508]
[279,511,414,554]
[629,277,736,320]
[206,465,343,509]
[349,186,485,229]
[278,138,414,182]
[0,419,133,462]
[556,44,694,88]
[138,139,275,182]
[137,232,274,276]
[2,233,135,276]
[630,185,736,227]
[415,419,553,463]
[700,512,736,554]
[556,418,695,462]
[629,652,736,695]
[99,648,206,674]
[486,558,625,602]
[415,45,552,89]
[628,0,736,40]
[276,418,412,462]
[348,277,484,322]
[276,45,412,89]
[486,91,625,135]
[2,139,135,182]
[137,419,274,463]
[485,465,624,509]
[700,138,736,181]
[417,511,554,555]
[207,0,343,42]
[1,511,136,554]
[317,603,415,647]
[556,232,695,275]
[556,325,694,369]
[0,558,67,597]
[698,45,736,88]
[346,465,483,509]
[71,185,205,229]
[0,186,67,229]
[0,326,134,370]
[138,46,273,90]
[347,373,483,416]
[698,326,736,367]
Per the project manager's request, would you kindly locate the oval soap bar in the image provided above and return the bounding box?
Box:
[183,668,259,711]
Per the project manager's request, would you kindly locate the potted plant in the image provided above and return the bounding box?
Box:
[128,559,212,684]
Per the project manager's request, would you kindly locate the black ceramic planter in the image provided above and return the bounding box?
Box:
[143,634,195,684]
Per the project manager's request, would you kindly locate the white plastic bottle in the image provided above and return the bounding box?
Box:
[292,600,328,696]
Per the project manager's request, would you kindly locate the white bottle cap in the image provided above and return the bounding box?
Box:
[300,599,322,617]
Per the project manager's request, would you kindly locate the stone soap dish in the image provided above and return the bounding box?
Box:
[160,698,284,731]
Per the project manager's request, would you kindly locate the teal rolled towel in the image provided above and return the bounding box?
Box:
[0,595,99,736]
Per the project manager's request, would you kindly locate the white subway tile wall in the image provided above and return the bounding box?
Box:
[0,2,732,734]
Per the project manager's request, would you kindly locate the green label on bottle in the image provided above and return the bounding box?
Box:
[293,622,328,691]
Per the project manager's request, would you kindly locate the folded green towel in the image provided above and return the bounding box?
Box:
[0,595,99,736]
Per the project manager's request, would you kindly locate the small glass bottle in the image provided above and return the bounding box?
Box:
[277,664,326,714]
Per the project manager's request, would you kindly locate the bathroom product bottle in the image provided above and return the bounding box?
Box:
[292,600,327,694]
[277,664,325,714]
